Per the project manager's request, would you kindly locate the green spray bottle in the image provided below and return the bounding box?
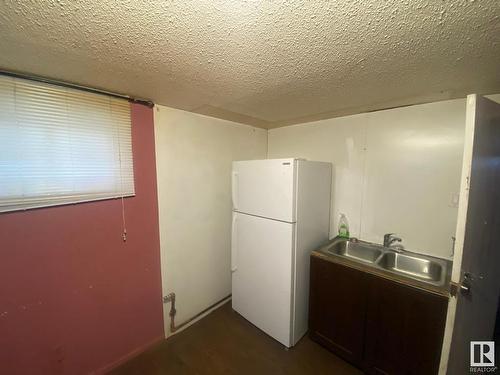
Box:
[338,213,350,239]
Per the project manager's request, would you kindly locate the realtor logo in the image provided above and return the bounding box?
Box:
[471,341,495,367]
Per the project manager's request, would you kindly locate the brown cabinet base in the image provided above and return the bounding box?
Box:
[309,255,448,375]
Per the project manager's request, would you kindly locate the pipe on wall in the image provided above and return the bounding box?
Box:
[163,293,231,333]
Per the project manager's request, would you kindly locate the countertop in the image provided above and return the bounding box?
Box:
[312,242,451,298]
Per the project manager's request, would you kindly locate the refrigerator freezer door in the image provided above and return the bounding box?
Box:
[232,159,296,222]
[231,212,294,347]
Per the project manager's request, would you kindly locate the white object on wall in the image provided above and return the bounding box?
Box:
[154,105,267,337]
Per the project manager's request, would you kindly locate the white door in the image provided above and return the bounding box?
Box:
[231,211,295,347]
[440,95,500,374]
[232,159,296,222]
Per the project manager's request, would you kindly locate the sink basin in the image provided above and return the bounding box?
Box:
[326,241,383,264]
[377,252,443,282]
[318,237,451,288]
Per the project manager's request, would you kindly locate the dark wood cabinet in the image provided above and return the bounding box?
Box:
[309,255,448,375]
[309,256,368,364]
[364,274,448,375]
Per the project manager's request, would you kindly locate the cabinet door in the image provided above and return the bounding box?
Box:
[309,257,367,365]
[364,275,448,375]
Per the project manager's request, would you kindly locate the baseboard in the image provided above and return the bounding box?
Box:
[167,296,232,337]
[91,335,165,375]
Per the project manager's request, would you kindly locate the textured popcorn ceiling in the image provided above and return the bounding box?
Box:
[0,1,499,128]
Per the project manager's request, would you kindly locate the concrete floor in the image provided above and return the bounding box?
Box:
[110,301,361,375]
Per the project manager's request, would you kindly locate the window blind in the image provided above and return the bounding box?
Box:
[0,75,135,213]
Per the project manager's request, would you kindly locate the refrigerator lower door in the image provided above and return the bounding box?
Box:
[231,212,295,347]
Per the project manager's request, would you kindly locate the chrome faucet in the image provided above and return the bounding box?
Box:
[383,233,403,250]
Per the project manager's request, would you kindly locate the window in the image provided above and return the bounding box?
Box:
[0,75,135,213]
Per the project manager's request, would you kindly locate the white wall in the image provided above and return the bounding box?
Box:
[268,99,469,259]
[154,105,267,336]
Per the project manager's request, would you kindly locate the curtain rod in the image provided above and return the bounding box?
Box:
[0,69,154,108]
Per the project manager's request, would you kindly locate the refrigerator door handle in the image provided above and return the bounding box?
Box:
[231,214,238,272]
[231,171,238,210]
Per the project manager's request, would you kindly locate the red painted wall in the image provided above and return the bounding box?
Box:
[0,104,164,375]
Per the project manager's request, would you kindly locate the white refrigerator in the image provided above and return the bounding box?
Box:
[231,158,332,347]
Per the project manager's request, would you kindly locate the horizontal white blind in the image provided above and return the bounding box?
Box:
[0,75,135,213]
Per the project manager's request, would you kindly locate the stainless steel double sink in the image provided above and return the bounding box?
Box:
[322,238,451,287]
